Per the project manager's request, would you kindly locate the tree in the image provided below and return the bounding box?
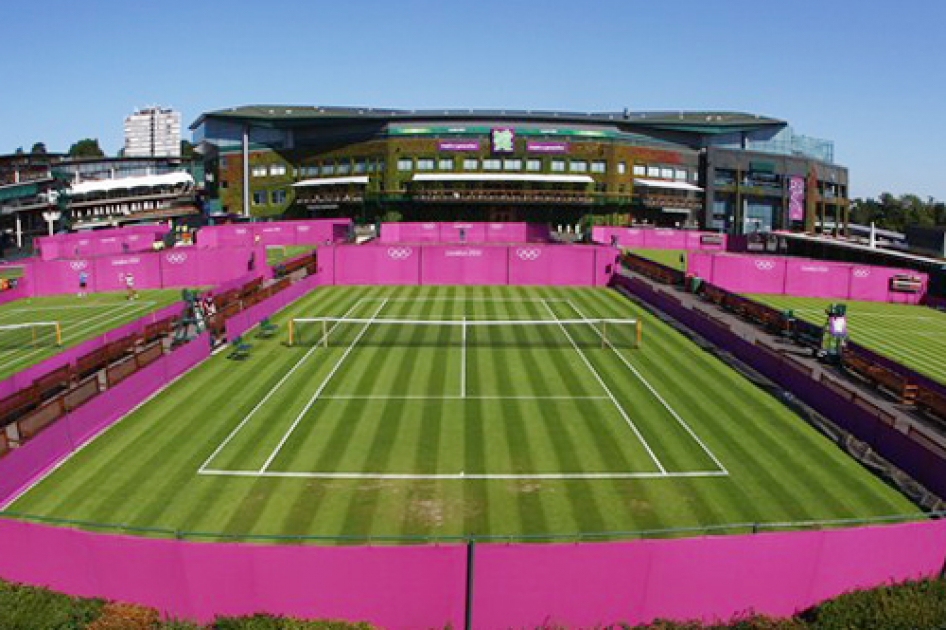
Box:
[68,138,105,158]
[14,147,24,155]
[180,140,196,159]
[31,142,47,155]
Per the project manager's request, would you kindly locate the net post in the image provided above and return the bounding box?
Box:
[636,320,642,349]
[288,320,294,346]
[55,323,62,346]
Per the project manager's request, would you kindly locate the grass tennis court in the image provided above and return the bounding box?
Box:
[0,290,182,380]
[266,245,316,266]
[751,295,946,386]
[6,286,916,540]
[628,248,687,271]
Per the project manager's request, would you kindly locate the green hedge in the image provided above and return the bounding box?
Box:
[3,577,946,629]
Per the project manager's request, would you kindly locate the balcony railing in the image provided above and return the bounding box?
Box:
[408,188,593,204]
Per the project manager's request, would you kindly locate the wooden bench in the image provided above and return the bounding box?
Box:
[227,336,252,360]
[916,387,946,424]
[843,352,918,404]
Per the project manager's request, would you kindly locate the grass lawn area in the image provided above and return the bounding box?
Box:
[0,290,182,380]
[749,295,946,386]
[266,246,316,267]
[628,248,687,271]
[7,286,916,541]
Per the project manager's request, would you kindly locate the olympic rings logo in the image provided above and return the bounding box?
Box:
[754,260,775,271]
[387,247,413,260]
[516,248,542,261]
[69,261,88,271]
[853,268,870,278]
[166,253,188,265]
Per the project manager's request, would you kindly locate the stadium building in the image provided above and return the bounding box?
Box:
[191,105,849,234]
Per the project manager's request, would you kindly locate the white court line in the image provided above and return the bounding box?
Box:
[258,298,390,473]
[0,300,154,373]
[360,297,570,302]
[199,468,729,481]
[198,297,370,472]
[10,301,156,312]
[567,299,728,474]
[790,308,938,322]
[460,316,467,398]
[320,395,610,400]
[541,299,666,474]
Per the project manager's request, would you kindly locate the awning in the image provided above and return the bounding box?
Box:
[634,178,703,192]
[292,176,369,187]
[70,171,195,195]
[412,173,593,184]
[661,207,694,214]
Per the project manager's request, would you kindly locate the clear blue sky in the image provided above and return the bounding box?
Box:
[2,0,943,200]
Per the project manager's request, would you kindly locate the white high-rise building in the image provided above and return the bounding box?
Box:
[123,106,181,158]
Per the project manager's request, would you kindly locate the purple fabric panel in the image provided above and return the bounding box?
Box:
[291,219,352,245]
[847,341,946,402]
[30,258,96,295]
[783,259,851,299]
[687,252,714,279]
[199,225,254,248]
[591,227,645,247]
[0,418,76,505]
[421,246,509,285]
[334,245,421,285]
[380,222,440,243]
[525,223,551,243]
[225,313,251,340]
[508,246,596,286]
[0,282,32,306]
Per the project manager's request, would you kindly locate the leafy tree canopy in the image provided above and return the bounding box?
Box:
[68,138,105,158]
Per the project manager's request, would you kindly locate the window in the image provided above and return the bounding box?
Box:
[252,190,266,205]
[321,162,336,176]
[569,160,588,173]
[591,160,607,174]
[618,162,627,175]
[416,158,435,171]
[526,158,542,171]
[674,169,688,181]
[271,189,287,204]
[354,160,367,174]
[251,165,267,177]
[337,162,352,175]
[646,166,660,177]
[397,158,413,171]
[660,167,674,179]
[503,159,522,171]
[438,158,454,170]
[482,159,501,170]
[551,159,566,172]
[633,164,646,176]
[594,183,607,193]
[269,164,286,177]
[463,158,479,170]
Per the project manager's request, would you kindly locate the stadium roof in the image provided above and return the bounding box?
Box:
[191,105,786,135]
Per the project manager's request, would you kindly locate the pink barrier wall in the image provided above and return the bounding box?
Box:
[225,274,322,340]
[473,520,946,628]
[327,244,615,287]
[333,245,422,285]
[421,245,509,285]
[593,227,728,251]
[688,253,929,303]
[198,219,351,248]
[0,519,466,627]
[381,222,549,244]
[0,335,209,505]
[36,226,167,261]
[20,247,265,296]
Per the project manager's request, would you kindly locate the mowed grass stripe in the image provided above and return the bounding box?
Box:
[8,285,920,541]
